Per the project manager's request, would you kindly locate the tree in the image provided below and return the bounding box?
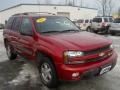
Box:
[97,0,114,16]
[118,7,120,18]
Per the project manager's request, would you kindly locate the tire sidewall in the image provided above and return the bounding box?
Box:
[39,56,58,88]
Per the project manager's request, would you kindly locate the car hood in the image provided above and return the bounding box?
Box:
[42,32,112,51]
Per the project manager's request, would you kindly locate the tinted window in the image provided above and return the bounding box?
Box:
[85,20,89,23]
[104,18,108,22]
[11,17,21,32]
[34,16,79,33]
[21,17,32,35]
[109,18,113,22]
[93,18,102,23]
[6,17,14,29]
[114,18,120,23]
[77,19,84,23]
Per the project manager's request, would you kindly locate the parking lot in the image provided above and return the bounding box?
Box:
[0,30,120,90]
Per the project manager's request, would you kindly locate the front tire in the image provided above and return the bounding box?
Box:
[6,43,17,60]
[38,56,58,88]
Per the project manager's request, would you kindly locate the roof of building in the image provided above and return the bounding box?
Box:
[0,3,98,12]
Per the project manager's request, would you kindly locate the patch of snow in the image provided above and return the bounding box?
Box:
[8,63,41,86]
[107,36,120,40]
[0,30,3,40]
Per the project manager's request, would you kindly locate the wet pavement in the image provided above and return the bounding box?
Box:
[0,30,120,90]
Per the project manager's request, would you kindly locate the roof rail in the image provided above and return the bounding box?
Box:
[13,12,56,16]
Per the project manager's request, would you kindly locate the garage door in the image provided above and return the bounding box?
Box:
[57,12,70,18]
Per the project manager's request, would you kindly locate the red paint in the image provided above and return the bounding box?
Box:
[3,15,117,81]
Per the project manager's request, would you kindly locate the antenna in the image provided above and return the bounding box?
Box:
[36,0,40,12]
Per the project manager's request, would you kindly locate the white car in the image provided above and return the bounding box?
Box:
[91,17,113,33]
[109,18,120,35]
[75,19,92,31]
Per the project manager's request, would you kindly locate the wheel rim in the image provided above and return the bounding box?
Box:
[6,45,11,57]
[41,63,52,83]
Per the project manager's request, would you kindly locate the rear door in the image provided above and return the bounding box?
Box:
[18,17,35,60]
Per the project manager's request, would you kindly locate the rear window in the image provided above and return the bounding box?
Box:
[114,18,120,23]
[77,19,84,23]
[93,18,102,23]
[104,18,108,22]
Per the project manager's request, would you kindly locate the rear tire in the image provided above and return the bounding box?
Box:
[5,42,17,60]
[38,56,58,88]
[86,27,91,32]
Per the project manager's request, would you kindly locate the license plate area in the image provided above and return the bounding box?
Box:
[100,65,112,75]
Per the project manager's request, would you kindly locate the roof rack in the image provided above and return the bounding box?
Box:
[13,12,56,16]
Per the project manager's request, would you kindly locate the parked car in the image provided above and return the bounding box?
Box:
[109,18,120,35]
[74,19,92,31]
[3,12,117,88]
[91,16,113,33]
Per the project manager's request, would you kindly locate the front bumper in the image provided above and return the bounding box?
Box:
[57,51,117,81]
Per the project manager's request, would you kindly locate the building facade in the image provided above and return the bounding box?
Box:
[0,4,98,24]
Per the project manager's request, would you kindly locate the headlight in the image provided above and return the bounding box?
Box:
[64,51,84,58]
[63,51,84,64]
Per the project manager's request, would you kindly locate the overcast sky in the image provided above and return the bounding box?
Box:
[0,0,120,13]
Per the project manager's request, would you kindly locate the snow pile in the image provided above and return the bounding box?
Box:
[0,29,3,41]
[8,63,41,86]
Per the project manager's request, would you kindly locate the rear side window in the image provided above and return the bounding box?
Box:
[85,20,89,23]
[6,17,14,29]
[11,17,21,32]
[93,18,102,23]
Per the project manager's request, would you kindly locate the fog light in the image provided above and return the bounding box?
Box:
[72,72,79,77]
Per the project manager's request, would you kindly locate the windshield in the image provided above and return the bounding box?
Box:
[33,16,80,33]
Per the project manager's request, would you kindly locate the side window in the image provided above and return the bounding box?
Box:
[6,17,14,29]
[85,20,89,23]
[11,17,21,32]
[20,17,33,35]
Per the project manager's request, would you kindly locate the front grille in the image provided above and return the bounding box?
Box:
[84,45,110,56]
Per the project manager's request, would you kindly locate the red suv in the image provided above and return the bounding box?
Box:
[3,12,117,88]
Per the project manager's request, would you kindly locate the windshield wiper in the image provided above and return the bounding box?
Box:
[61,29,80,33]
